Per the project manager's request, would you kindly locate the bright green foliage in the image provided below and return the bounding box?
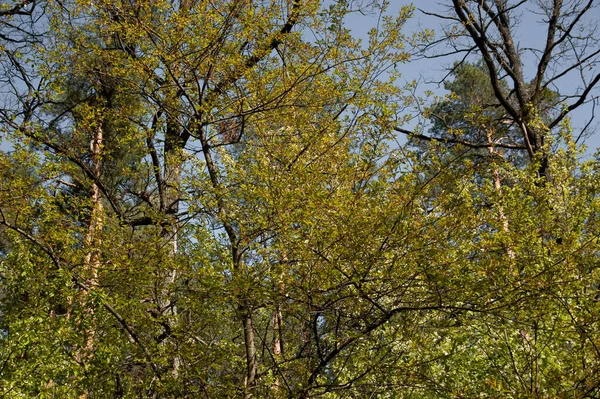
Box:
[1,1,600,398]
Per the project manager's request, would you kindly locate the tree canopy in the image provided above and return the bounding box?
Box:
[1,0,600,398]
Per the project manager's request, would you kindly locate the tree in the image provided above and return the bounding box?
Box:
[2,1,600,398]
[1,0,420,397]
[412,0,600,177]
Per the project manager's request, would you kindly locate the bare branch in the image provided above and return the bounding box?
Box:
[549,72,600,129]
[394,127,526,150]
[0,0,34,17]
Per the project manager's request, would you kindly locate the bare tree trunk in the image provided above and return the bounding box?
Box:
[243,310,257,399]
[162,129,182,377]
[271,270,285,393]
[76,121,104,398]
[486,129,515,260]
[272,304,282,356]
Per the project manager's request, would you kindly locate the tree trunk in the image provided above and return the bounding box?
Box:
[161,117,183,377]
[486,129,515,260]
[76,120,104,398]
[243,309,257,399]
[271,271,285,392]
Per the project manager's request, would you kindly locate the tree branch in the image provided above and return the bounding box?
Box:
[394,127,526,150]
[548,72,600,129]
[0,0,34,17]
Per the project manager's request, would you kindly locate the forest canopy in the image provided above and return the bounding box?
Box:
[1,0,600,398]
